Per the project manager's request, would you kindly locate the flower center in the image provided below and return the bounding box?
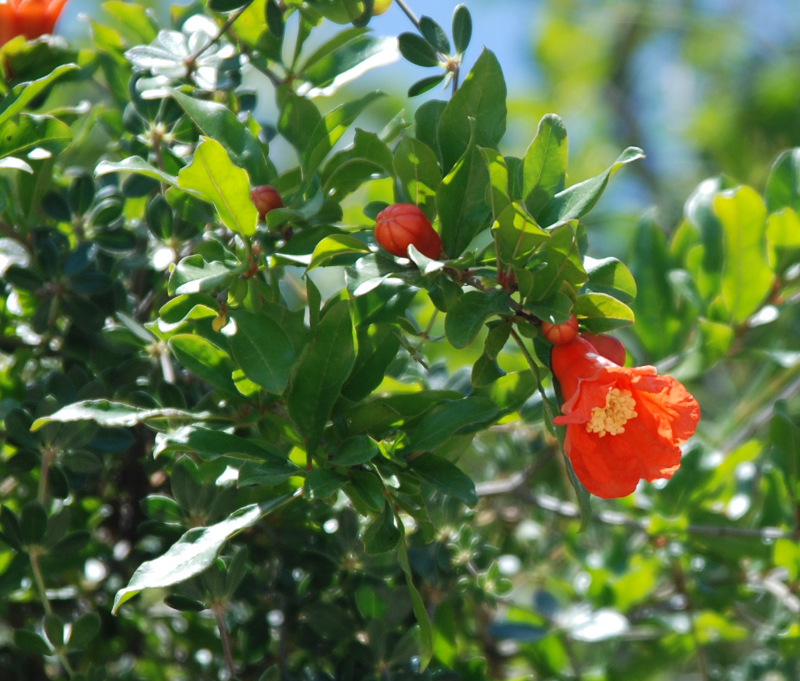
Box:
[586,387,637,437]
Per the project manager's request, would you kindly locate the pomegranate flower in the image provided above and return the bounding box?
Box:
[551,336,700,499]
[0,0,69,47]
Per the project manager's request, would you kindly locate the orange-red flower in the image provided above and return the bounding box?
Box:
[0,0,69,47]
[551,336,700,499]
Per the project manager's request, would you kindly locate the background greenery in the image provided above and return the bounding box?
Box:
[1,1,800,680]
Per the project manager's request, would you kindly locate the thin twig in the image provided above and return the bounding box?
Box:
[213,601,237,678]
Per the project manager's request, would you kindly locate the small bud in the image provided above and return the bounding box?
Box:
[541,315,579,345]
[251,185,283,220]
[374,203,443,259]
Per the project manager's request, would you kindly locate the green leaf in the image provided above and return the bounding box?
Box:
[332,436,380,466]
[765,147,800,213]
[95,156,182,190]
[480,147,511,219]
[170,89,271,183]
[405,397,499,454]
[492,201,550,266]
[574,292,635,332]
[396,525,433,669]
[419,16,451,55]
[584,256,637,302]
[445,290,511,348]
[769,401,800,494]
[163,426,286,463]
[31,401,209,431]
[322,129,393,200]
[208,0,249,11]
[305,468,346,499]
[13,629,51,656]
[410,454,478,506]
[43,613,64,649]
[393,136,441,214]
[712,186,773,323]
[68,612,101,650]
[452,4,472,54]
[437,49,506,171]
[169,334,238,394]
[169,253,246,296]
[363,503,401,553]
[523,114,568,218]
[308,234,371,271]
[229,309,296,394]
[112,496,293,614]
[341,323,400,401]
[277,87,325,159]
[398,32,440,67]
[0,114,72,159]
[304,91,384,175]
[178,137,259,238]
[286,300,357,453]
[20,502,47,546]
[300,29,397,95]
[767,207,800,274]
[538,147,645,227]
[408,74,446,97]
[437,143,491,257]
[473,370,536,415]
[0,64,79,127]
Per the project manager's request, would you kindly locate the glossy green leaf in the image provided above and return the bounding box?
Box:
[332,436,380,466]
[419,16,451,55]
[32,400,208,431]
[584,256,637,302]
[538,147,645,227]
[770,401,800,494]
[523,114,568,218]
[287,300,356,453]
[409,453,478,506]
[0,64,78,126]
[396,525,433,668]
[393,136,441,215]
[112,496,292,614]
[408,74,446,97]
[208,0,249,11]
[168,254,246,296]
[322,129,393,200]
[437,144,491,257]
[170,89,271,183]
[305,91,384,174]
[480,147,511,219]
[169,334,238,394]
[397,32,440,67]
[405,396,499,452]
[300,29,397,95]
[229,309,296,394]
[452,4,472,54]
[43,613,64,649]
[342,323,400,401]
[363,502,401,553]
[767,207,800,274]
[438,49,506,171]
[305,468,347,499]
[765,147,800,213]
[278,87,324,158]
[177,137,258,238]
[96,156,183,191]
[574,292,635,331]
[492,201,550,266]
[0,114,72,159]
[713,185,773,323]
[445,290,511,348]
[308,234,371,271]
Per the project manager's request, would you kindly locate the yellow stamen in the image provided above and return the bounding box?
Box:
[586,388,637,437]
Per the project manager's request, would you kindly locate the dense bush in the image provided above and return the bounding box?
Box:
[1,1,799,680]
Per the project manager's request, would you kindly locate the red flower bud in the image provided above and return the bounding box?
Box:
[251,185,283,220]
[541,315,579,345]
[580,332,627,366]
[0,0,69,46]
[374,203,442,259]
